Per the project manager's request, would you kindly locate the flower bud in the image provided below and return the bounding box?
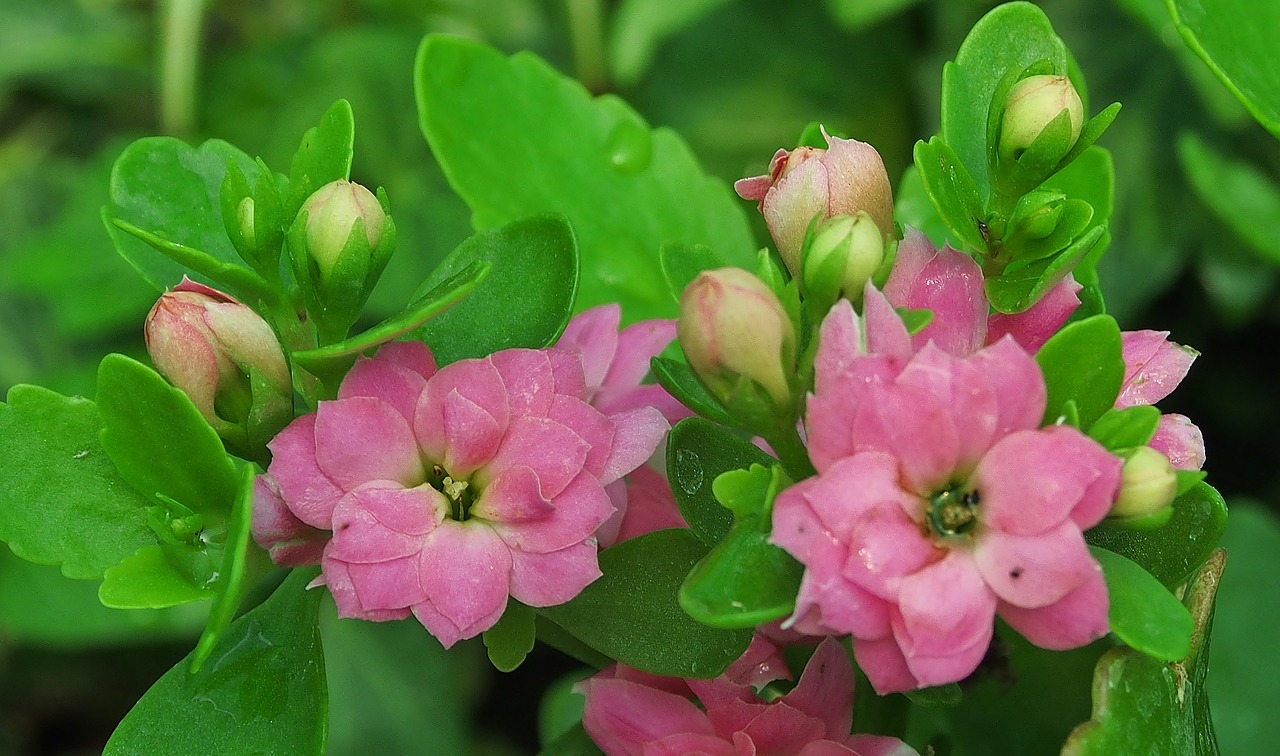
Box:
[999,75,1084,161]
[802,212,885,305]
[298,180,386,279]
[236,197,257,249]
[735,129,893,277]
[145,279,293,449]
[678,268,796,408]
[1109,446,1178,521]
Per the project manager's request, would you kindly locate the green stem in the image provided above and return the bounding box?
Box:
[764,418,816,483]
[565,0,608,93]
[158,0,208,137]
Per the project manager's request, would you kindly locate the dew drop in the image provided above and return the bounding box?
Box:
[674,449,703,495]
[603,117,652,175]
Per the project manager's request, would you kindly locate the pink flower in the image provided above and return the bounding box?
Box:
[578,637,919,756]
[883,228,1082,355]
[735,130,894,277]
[1116,330,1205,471]
[772,298,1121,693]
[252,340,667,647]
[553,305,690,546]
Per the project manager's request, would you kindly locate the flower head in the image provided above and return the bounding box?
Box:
[253,340,667,647]
[772,298,1121,693]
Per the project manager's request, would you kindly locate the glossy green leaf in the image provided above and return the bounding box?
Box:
[1091,546,1194,661]
[941,2,1069,199]
[483,601,537,673]
[98,545,214,608]
[1064,550,1224,755]
[609,0,733,86]
[415,34,755,322]
[0,385,154,579]
[103,568,328,756]
[1034,314,1123,429]
[1177,132,1280,265]
[894,166,952,247]
[1040,146,1115,281]
[97,354,239,522]
[411,214,578,365]
[1088,405,1161,451]
[986,225,1104,314]
[104,136,259,291]
[538,528,752,678]
[1168,0,1280,138]
[650,357,740,430]
[285,99,354,217]
[666,417,775,545]
[1086,482,1228,589]
[912,137,987,252]
[660,241,728,304]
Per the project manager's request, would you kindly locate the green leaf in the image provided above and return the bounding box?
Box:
[660,241,728,305]
[106,214,275,303]
[483,601,537,673]
[98,545,214,608]
[1088,405,1161,451]
[650,357,740,430]
[1040,146,1115,278]
[824,0,923,31]
[0,385,154,579]
[903,683,963,708]
[941,2,1069,199]
[609,0,734,86]
[285,99,354,217]
[894,166,952,247]
[1034,314,1124,429]
[411,214,578,365]
[104,137,259,291]
[539,723,605,756]
[103,568,328,756]
[415,34,755,322]
[912,137,987,252]
[1168,0,1280,138]
[97,354,239,522]
[1091,546,1194,661]
[986,225,1104,314]
[538,670,591,747]
[1086,482,1228,589]
[680,464,803,628]
[1177,131,1280,265]
[666,417,775,545]
[538,529,752,678]
[1064,550,1224,755]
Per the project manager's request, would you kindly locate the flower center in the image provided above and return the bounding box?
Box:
[927,486,981,537]
[429,464,476,521]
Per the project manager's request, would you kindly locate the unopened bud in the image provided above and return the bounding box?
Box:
[1000,75,1084,161]
[678,268,796,408]
[298,180,387,279]
[1110,446,1178,520]
[803,212,885,305]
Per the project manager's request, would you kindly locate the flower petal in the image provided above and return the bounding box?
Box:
[986,275,1081,353]
[1151,413,1206,471]
[414,521,513,646]
[338,347,431,426]
[600,406,669,485]
[780,638,854,739]
[579,676,715,756]
[556,304,621,390]
[999,566,1109,650]
[266,414,345,529]
[490,348,559,417]
[314,396,425,490]
[440,388,504,477]
[852,636,920,695]
[326,484,445,563]
[968,337,1047,440]
[415,357,509,464]
[483,415,589,498]
[852,380,959,494]
[250,474,326,567]
[1117,330,1197,408]
[973,520,1096,608]
[894,552,996,661]
[607,318,677,392]
[507,538,602,606]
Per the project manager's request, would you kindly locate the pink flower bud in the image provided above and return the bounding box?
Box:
[999,75,1084,160]
[678,269,796,407]
[298,179,386,279]
[145,279,292,432]
[735,129,894,277]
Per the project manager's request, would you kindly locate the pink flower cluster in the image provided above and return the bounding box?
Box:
[772,290,1122,693]
[252,310,675,647]
[578,637,919,756]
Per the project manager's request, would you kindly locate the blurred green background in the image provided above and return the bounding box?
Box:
[1,0,1278,753]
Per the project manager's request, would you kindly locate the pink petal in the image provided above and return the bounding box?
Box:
[250,474,327,567]
[601,406,669,484]
[764,157,828,269]
[734,702,826,753]
[326,484,446,563]
[483,415,589,498]
[967,337,1047,439]
[314,396,425,490]
[440,388,504,477]
[266,414,345,529]
[735,173,774,203]
[490,349,559,417]
[606,318,678,390]
[414,521,513,646]
[1150,413,1206,471]
[1116,331,1197,408]
[852,380,959,494]
[999,566,1109,650]
[471,464,556,524]
[882,228,932,305]
[723,636,793,691]
[797,742,860,756]
[321,556,413,621]
[580,677,715,756]
[338,349,430,426]
[975,427,1121,536]
[862,284,914,358]
[842,500,939,602]
[794,452,915,547]
[885,237,987,357]
[608,465,688,545]
[894,552,996,661]
[895,616,992,689]
[548,347,589,400]
[973,520,1096,609]
[781,638,854,739]
[490,469,612,554]
[894,344,997,474]
[843,735,922,756]
[646,733,738,755]
[507,538,602,606]
[805,357,899,473]
[415,357,509,464]
[986,275,1081,353]
[370,340,436,380]
[331,555,426,612]
[411,593,506,650]
[814,300,864,395]
[556,304,621,390]
[852,636,920,695]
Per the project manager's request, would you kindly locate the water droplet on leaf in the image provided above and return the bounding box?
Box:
[674,449,703,495]
[603,117,652,175]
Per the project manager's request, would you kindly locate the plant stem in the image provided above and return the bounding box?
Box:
[158,0,208,137]
[565,0,608,93]
[765,419,816,483]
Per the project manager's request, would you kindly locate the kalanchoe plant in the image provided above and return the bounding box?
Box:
[0,3,1234,755]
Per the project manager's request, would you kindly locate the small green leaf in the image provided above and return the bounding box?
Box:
[1086,482,1227,589]
[1034,314,1123,429]
[415,34,754,322]
[0,385,154,579]
[666,417,775,545]
[97,354,239,523]
[103,568,328,756]
[912,137,987,252]
[903,683,963,708]
[411,214,578,365]
[105,214,274,303]
[98,545,214,608]
[986,225,1104,314]
[285,99,355,217]
[660,241,728,304]
[1177,131,1280,265]
[894,166,952,247]
[484,601,537,673]
[1091,546,1194,661]
[105,136,260,291]
[1088,405,1161,451]
[538,670,590,748]
[650,357,740,430]
[1168,0,1280,138]
[538,529,752,678]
